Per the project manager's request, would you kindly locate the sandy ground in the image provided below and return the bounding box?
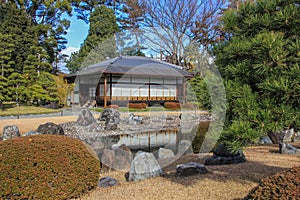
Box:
[76,143,300,200]
[1,115,299,200]
[0,116,77,135]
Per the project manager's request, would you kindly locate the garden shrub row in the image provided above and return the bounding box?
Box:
[0,135,100,200]
[127,103,147,110]
[164,102,181,110]
[105,104,119,109]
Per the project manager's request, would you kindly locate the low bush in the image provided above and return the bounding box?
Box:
[127,103,147,110]
[106,104,119,109]
[244,166,300,200]
[0,135,100,200]
[164,102,181,110]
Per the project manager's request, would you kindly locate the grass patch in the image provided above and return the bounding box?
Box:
[0,135,100,200]
[0,106,60,116]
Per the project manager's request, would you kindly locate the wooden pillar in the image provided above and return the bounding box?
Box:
[183,79,186,103]
[110,74,112,103]
[104,74,107,107]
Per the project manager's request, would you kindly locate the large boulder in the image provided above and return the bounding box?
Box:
[101,149,115,169]
[177,140,193,155]
[98,176,118,188]
[268,129,295,144]
[37,122,64,135]
[279,143,300,154]
[158,148,174,159]
[114,144,133,171]
[259,136,273,144]
[176,162,208,176]
[127,152,163,182]
[2,125,20,140]
[204,144,246,165]
[76,109,96,126]
[99,108,120,130]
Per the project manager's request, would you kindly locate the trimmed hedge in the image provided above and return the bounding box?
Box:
[127,103,147,110]
[244,166,300,200]
[164,102,181,110]
[106,104,119,109]
[0,135,100,200]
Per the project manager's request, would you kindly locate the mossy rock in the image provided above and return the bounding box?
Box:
[0,134,100,199]
[244,166,300,200]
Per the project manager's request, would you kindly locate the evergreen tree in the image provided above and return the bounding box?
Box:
[0,75,10,109]
[0,3,39,74]
[214,0,300,151]
[0,34,15,77]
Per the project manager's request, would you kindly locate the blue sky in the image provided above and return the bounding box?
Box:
[61,14,89,57]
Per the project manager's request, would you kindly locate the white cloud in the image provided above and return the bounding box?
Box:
[61,47,80,57]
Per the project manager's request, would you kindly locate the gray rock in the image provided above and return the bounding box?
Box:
[158,148,174,159]
[283,129,295,142]
[114,144,133,171]
[2,125,20,140]
[279,143,300,154]
[259,136,273,144]
[23,130,40,137]
[76,109,96,126]
[268,130,289,144]
[101,149,115,169]
[204,144,246,165]
[176,162,208,176]
[127,152,163,182]
[98,176,118,188]
[294,132,300,142]
[177,140,193,155]
[37,122,64,135]
[59,121,80,138]
[99,108,120,130]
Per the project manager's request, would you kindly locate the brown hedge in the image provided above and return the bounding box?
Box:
[0,135,100,200]
[244,166,300,200]
[127,103,147,109]
[106,104,119,109]
[164,102,181,110]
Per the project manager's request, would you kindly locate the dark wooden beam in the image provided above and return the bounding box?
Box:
[104,74,107,107]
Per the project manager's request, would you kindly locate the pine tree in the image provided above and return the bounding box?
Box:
[0,34,15,77]
[214,0,300,151]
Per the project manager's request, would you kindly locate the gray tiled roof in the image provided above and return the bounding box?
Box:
[76,56,191,77]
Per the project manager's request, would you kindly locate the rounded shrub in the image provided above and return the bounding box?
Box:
[127,103,147,110]
[164,102,181,110]
[106,104,119,109]
[244,166,300,200]
[0,135,100,200]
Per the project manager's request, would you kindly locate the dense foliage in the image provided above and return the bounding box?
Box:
[214,0,300,151]
[244,166,300,200]
[0,135,100,200]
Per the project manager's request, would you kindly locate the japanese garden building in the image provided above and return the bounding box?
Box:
[69,56,191,107]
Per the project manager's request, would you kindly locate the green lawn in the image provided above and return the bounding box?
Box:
[0,105,60,116]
